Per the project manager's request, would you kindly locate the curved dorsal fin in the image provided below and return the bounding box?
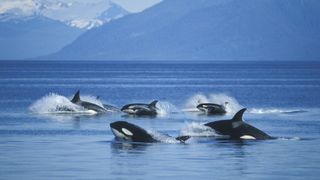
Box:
[231,108,247,121]
[149,100,158,108]
[71,90,80,103]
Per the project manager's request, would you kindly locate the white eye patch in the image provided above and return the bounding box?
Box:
[122,128,133,136]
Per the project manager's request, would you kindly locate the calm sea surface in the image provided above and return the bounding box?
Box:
[0,61,319,179]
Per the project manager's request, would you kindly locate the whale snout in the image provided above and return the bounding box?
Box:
[196,104,205,109]
[121,105,131,112]
[121,105,138,114]
[110,121,117,129]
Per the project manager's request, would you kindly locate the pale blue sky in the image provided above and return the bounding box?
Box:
[113,0,162,12]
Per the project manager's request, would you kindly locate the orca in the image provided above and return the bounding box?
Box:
[204,108,273,140]
[110,121,190,143]
[121,100,158,116]
[70,90,107,113]
[197,102,228,115]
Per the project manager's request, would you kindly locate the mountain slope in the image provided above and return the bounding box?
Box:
[41,0,129,29]
[45,0,320,61]
[0,14,83,60]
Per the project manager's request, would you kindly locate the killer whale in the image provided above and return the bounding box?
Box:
[204,108,273,140]
[121,100,158,116]
[70,90,107,113]
[197,102,228,115]
[110,121,190,143]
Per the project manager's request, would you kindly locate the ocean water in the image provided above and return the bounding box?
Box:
[0,60,320,179]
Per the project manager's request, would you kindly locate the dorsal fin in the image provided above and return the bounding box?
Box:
[71,90,80,103]
[175,136,190,143]
[231,108,247,121]
[149,100,158,108]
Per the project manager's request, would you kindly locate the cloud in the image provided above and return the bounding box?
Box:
[0,0,38,15]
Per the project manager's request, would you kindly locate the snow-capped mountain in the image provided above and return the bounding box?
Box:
[0,0,129,60]
[0,0,129,29]
[65,2,129,29]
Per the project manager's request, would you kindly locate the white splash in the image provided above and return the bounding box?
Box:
[148,130,181,144]
[184,93,209,109]
[29,93,83,113]
[156,101,179,116]
[277,137,301,141]
[209,93,242,114]
[29,93,103,115]
[77,94,104,107]
[249,108,307,114]
[180,122,218,137]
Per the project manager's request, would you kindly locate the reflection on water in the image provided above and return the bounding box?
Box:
[111,141,150,153]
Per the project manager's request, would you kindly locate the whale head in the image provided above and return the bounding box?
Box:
[121,100,158,116]
[110,121,155,142]
[121,104,138,114]
[196,103,226,114]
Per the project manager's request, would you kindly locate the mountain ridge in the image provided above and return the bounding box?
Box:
[0,14,83,60]
[0,0,129,29]
[37,0,320,61]
[0,0,130,60]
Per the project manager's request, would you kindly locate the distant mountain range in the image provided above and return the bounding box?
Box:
[44,0,320,61]
[0,0,129,60]
[0,14,83,60]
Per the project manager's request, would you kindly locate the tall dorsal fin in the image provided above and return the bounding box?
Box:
[231,108,247,122]
[71,90,81,103]
[149,100,158,108]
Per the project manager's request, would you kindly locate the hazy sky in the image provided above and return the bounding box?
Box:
[113,0,162,12]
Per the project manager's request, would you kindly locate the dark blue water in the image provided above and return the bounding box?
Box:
[0,61,320,179]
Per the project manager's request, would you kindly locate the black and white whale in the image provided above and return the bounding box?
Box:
[197,102,228,115]
[110,121,190,143]
[204,108,273,140]
[70,90,107,113]
[121,100,158,116]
